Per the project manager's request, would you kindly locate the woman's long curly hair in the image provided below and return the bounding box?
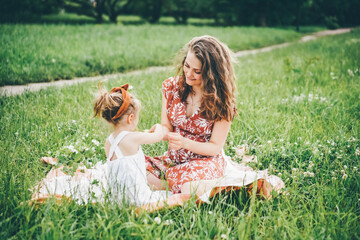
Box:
[176,35,237,122]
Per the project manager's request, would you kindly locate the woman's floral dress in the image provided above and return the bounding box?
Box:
[145,77,225,193]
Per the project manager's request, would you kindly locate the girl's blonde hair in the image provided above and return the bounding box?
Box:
[176,35,236,122]
[93,85,140,125]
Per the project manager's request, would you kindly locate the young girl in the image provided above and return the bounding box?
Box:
[32,84,189,209]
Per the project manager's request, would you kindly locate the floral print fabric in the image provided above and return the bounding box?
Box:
[145,77,225,193]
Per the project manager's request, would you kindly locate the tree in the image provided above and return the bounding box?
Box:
[105,0,131,23]
[64,0,106,23]
[130,0,163,23]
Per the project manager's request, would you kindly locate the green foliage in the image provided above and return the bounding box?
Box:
[1,29,360,239]
[0,24,308,86]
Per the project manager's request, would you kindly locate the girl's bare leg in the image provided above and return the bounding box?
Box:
[146,171,167,191]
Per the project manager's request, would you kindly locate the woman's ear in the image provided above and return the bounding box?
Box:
[127,113,134,124]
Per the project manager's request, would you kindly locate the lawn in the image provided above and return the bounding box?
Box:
[0,17,324,86]
[0,28,359,239]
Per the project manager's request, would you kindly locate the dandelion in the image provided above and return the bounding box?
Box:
[92,139,100,146]
[344,165,347,169]
[331,171,336,176]
[354,167,358,171]
[342,174,348,180]
[154,216,161,224]
[341,170,345,175]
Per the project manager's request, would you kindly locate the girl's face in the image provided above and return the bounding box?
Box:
[183,51,202,88]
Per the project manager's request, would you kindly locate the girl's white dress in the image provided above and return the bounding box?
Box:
[32,131,171,206]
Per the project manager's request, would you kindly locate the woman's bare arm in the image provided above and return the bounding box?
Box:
[168,120,231,156]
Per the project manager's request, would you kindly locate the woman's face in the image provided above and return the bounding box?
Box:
[183,51,202,88]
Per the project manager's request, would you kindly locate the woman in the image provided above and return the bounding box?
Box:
[146,35,284,199]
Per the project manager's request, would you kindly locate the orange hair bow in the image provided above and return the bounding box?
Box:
[110,84,131,120]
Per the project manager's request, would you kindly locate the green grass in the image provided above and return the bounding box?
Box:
[0,22,325,86]
[1,29,359,239]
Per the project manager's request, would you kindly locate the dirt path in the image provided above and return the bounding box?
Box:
[0,28,351,96]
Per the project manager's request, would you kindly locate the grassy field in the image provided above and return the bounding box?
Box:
[0,18,325,86]
[0,28,359,239]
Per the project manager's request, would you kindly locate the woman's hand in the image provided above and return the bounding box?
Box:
[168,132,186,150]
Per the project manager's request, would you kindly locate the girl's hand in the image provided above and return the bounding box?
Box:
[168,132,186,150]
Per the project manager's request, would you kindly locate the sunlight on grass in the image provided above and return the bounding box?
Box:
[0,29,359,239]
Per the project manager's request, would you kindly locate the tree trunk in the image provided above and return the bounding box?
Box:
[295,0,301,32]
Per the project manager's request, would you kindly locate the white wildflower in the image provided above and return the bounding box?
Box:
[164,219,174,226]
[332,177,336,180]
[208,211,213,215]
[221,234,227,239]
[267,140,272,144]
[354,167,358,171]
[52,58,56,63]
[92,139,100,146]
[355,149,360,156]
[72,120,76,123]
[342,174,348,180]
[279,139,284,142]
[154,216,161,224]
[305,142,310,145]
[331,142,335,146]
[278,172,282,176]
[309,172,315,177]
[66,144,78,154]
[15,132,19,136]
[128,85,134,90]
[331,172,336,176]
[235,145,248,158]
[347,69,354,77]
[330,72,334,76]
[341,170,345,175]
[344,165,347,169]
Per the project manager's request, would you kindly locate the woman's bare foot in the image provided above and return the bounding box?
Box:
[41,157,58,165]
